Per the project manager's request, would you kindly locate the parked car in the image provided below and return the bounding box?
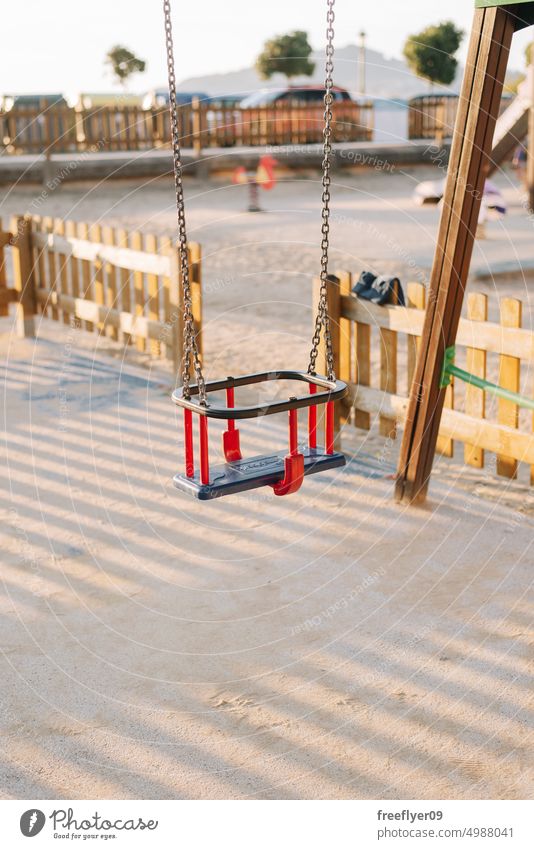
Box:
[0,93,71,153]
[69,92,143,110]
[0,93,67,111]
[142,89,209,109]
[239,85,354,108]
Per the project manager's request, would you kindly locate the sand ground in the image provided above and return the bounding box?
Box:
[0,165,533,799]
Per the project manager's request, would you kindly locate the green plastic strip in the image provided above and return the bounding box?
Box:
[440,345,534,410]
[440,346,456,388]
[475,0,533,7]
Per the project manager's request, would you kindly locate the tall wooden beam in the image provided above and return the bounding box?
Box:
[395,1,530,504]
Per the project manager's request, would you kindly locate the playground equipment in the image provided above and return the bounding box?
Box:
[440,345,534,411]
[396,0,534,504]
[489,65,533,174]
[413,177,506,221]
[233,155,277,212]
[163,0,347,500]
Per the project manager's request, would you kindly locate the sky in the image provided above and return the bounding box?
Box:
[1,0,532,95]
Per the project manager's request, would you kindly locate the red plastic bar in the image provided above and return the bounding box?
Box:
[199,415,210,485]
[226,386,236,431]
[325,401,334,455]
[308,383,317,449]
[184,408,194,478]
[272,405,304,496]
[223,384,242,462]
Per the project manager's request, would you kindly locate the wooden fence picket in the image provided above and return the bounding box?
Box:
[116,228,132,345]
[77,222,94,332]
[497,297,522,479]
[54,218,71,326]
[90,223,105,334]
[145,233,161,357]
[0,216,8,317]
[464,293,488,468]
[102,226,118,341]
[337,271,352,426]
[379,280,400,439]
[354,318,371,431]
[131,231,146,353]
[406,282,426,393]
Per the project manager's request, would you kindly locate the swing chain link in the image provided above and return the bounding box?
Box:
[308,0,336,382]
[163,0,207,404]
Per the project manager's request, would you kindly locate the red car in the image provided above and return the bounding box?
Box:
[239,85,354,108]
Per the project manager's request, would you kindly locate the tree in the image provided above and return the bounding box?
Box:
[403,21,464,89]
[105,45,146,88]
[256,31,315,83]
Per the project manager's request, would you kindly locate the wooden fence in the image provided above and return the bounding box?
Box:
[0,214,202,372]
[408,93,513,142]
[0,100,374,155]
[317,274,534,484]
[408,95,460,141]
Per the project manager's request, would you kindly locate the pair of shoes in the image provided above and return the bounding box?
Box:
[352,271,405,306]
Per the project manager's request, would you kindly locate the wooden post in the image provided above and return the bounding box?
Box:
[395,3,516,504]
[11,215,36,338]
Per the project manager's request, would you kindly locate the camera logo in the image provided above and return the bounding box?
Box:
[20,809,46,837]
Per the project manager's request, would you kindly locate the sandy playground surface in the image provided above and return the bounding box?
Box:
[0,164,533,799]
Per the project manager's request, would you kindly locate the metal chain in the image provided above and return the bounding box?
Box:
[165,0,335,393]
[308,0,336,381]
[163,0,207,403]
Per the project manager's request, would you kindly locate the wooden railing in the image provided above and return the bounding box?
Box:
[408,93,512,142]
[0,100,374,155]
[316,274,534,484]
[408,95,459,141]
[0,214,202,372]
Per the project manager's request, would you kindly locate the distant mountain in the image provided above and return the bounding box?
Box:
[175,43,463,100]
